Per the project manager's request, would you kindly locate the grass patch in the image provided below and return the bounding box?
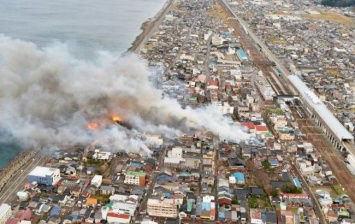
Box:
[90,194,111,204]
[289,207,299,214]
[303,11,354,27]
[326,70,345,78]
[265,107,284,115]
[333,183,345,195]
[267,36,288,44]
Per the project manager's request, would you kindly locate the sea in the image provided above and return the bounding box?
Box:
[0,0,166,168]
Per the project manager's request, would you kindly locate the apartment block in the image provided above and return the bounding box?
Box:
[147,198,178,218]
[124,171,146,186]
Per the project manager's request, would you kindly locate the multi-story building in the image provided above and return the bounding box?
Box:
[123,171,146,186]
[28,166,61,186]
[147,198,178,218]
[0,204,12,223]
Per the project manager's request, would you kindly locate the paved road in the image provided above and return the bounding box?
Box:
[139,143,168,213]
[290,162,326,224]
[0,150,51,204]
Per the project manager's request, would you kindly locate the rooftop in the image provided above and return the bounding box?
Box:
[125,170,147,177]
[0,203,11,217]
[28,166,58,177]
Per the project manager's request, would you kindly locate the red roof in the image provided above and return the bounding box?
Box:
[255,125,268,132]
[208,80,219,86]
[6,218,19,224]
[240,122,255,130]
[107,213,130,219]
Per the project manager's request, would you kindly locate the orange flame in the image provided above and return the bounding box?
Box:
[112,115,122,123]
[87,122,99,130]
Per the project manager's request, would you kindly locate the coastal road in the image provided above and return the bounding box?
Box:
[133,0,175,53]
[0,150,51,204]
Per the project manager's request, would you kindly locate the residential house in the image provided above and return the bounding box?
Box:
[100,186,115,195]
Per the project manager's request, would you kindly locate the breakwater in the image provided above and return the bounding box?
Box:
[0,150,37,192]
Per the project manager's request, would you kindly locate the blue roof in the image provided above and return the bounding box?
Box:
[157,174,177,182]
[251,148,259,153]
[293,178,302,188]
[130,162,141,167]
[233,172,245,181]
[262,214,267,222]
[219,211,226,219]
[270,160,279,165]
[201,202,211,210]
[164,193,171,198]
[50,206,61,216]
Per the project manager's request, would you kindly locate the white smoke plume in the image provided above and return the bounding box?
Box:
[0,35,250,156]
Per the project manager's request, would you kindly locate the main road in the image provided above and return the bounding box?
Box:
[0,150,51,204]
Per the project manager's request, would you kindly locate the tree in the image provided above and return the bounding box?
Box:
[248,197,258,208]
[271,189,279,197]
[232,197,238,205]
[282,183,302,194]
[262,160,271,170]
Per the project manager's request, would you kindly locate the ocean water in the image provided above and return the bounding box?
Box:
[0,0,166,168]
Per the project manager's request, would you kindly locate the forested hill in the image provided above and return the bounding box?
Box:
[321,0,355,7]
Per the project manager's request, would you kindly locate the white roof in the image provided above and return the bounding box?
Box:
[147,198,176,205]
[28,166,58,177]
[0,203,11,217]
[289,75,353,141]
[164,157,185,164]
[91,175,103,183]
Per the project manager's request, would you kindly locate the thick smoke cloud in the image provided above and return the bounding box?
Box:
[0,35,250,156]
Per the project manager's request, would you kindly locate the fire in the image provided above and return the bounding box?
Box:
[112,115,122,123]
[87,122,99,130]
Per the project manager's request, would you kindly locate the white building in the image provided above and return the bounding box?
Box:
[212,35,225,46]
[28,166,61,186]
[147,199,178,218]
[109,194,139,216]
[93,150,112,160]
[91,175,103,188]
[0,204,12,223]
[217,102,234,115]
[168,147,183,158]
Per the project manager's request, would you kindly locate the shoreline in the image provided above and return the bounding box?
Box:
[127,0,174,53]
[0,0,174,194]
[0,149,37,192]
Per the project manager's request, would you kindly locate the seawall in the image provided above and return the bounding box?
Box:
[0,150,37,192]
[127,0,174,53]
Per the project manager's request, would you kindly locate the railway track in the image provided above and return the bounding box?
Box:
[222,7,288,96]
[291,106,355,202]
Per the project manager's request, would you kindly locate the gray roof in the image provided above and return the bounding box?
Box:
[289,75,353,142]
